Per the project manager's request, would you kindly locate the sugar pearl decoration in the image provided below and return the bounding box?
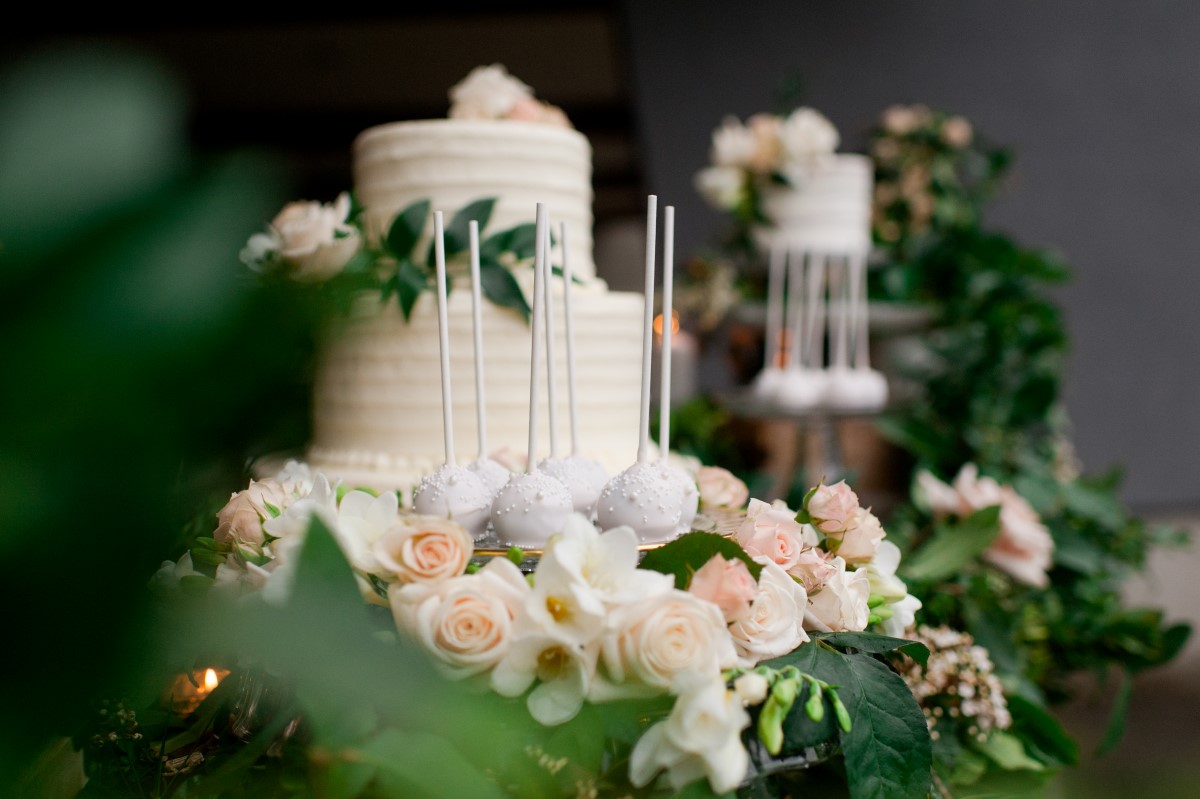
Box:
[597,461,686,543]
[490,472,574,547]
[468,456,511,496]
[539,456,607,517]
[412,464,492,540]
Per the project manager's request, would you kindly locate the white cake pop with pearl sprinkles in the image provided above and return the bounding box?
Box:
[412,211,492,538]
[490,204,573,547]
[597,196,688,543]
[536,220,607,516]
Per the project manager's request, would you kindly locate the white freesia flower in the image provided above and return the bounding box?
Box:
[880,594,923,639]
[269,192,359,281]
[262,473,339,541]
[599,589,736,694]
[728,558,809,668]
[779,107,839,163]
[449,64,534,120]
[733,672,769,706]
[805,557,870,633]
[916,464,1054,588]
[150,552,202,592]
[491,626,598,726]
[240,232,278,270]
[861,541,923,637]
[694,166,744,210]
[629,674,750,794]
[400,559,529,679]
[333,489,400,574]
[274,460,317,497]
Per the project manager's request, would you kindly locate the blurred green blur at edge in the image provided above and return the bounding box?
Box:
[0,45,315,792]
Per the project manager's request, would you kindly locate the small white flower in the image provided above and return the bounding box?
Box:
[629,674,750,794]
[779,107,839,163]
[694,166,744,210]
[710,116,758,167]
[334,489,400,573]
[150,552,201,592]
[733,672,769,706]
[267,192,359,281]
[491,627,598,726]
[449,64,534,120]
[805,557,870,633]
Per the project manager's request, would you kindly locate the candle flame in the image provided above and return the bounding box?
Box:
[653,311,680,336]
[203,668,219,691]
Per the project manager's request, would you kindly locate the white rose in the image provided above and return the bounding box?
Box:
[779,107,839,163]
[600,590,736,693]
[401,559,529,679]
[733,498,813,571]
[806,480,860,536]
[373,515,473,585]
[710,116,758,167]
[270,192,359,281]
[728,559,809,668]
[804,557,870,633]
[694,165,744,210]
[629,674,750,794]
[696,466,749,510]
[829,506,886,565]
[449,64,534,120]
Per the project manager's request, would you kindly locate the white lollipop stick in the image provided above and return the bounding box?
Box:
[542,221,560,458]
[561,222,581,457]
[785,249,803,370]
[806,253,827,370]
[468,221,489,457]
[527,204,548,474]
[637,195,657,464]
[764,244,786,372]
[851,252,871,369]
[833,255,849,369]
[659,205,675,460]
[433,211,456,466]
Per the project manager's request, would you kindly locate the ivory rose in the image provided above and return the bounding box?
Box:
[806,481,861,536]
[269,192,359,281]
[733,499,813,571]
[827,506,886,565]
[710,116,758,167]
[779,107,839,163]
[917,464,1054,588]
[688,554,758,623]
[402,559,529,679]
[696,466,749,510]
[804,557,870,633]
[373,515,473,585]
[629,674,750,794]
[787,546,838,594]
[694,166,743,210]
[727,559,809,668]
[449,63,533,120]
[600,590,736,692]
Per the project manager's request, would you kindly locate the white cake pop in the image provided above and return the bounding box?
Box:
[825,252,888,412]
[536,220,606,515]
[598,195,688,543]
[491,203,573,547]
[656,206,699,535]
[412,211,491,539]
[463,219,512,495]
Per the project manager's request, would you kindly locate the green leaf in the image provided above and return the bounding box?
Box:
[767,643,932,799]
[1005,694,1078,767]
[638,531,762,589]
[1096,670,1132,755]
[1048,525,1106,574]
[1062,479,1125,528]
[813,632,930,668]
[478,262,531,322]
[974,731,1045,772]
[385,199,430,259]
[395,259,428,321]
[479,222,537,262]
[356,729,507,799]
[429,197,496,264]
[903,505,1001,583]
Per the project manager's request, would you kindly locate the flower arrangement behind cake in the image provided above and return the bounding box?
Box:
[142,461,941,798]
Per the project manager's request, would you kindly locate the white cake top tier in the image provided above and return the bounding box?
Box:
[754,154,873,254]
[353,119,596,282]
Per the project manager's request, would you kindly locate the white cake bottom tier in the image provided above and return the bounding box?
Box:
[309,288,646,495]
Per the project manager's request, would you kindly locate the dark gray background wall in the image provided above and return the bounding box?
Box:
[622,1,1200,509]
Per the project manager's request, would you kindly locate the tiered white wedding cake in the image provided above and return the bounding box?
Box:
[305,67,645,493]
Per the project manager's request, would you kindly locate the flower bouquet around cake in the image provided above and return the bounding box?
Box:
[76,464,947,799]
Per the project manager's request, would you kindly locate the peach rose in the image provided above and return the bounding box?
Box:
[941,116,974,148]
[215,478,289,548]
[373,515,473,585]
[827,507,886,566]
[696,466,749,510]
[806,481,860,536]
[688,554,758,623]
[733,499,812,571]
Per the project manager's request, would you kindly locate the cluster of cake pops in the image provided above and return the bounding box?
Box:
[411,198,695,548]
[752,245,888,413]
